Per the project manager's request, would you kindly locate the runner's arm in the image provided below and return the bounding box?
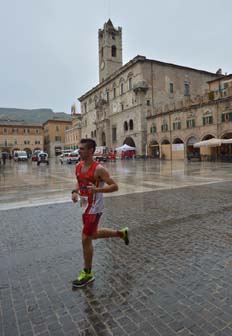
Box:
[71,165,80,202]
[88,166,118,193]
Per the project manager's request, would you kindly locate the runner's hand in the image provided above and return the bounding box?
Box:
[72,192,78,203]
[87,183,97,193]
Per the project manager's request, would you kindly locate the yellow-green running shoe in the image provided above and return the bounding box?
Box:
[121,227,129,245]
[72,270,95,288]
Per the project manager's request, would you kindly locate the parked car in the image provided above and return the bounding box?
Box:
[67,152,80,164]
[59,152,72,164]
[94,146,108,162]
[37,152,49,166]
[14,151,28,161]
[32,150,42,162]
[59,151,80,164]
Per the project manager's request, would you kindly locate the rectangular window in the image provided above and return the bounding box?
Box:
[113,87,116,98]
[56,126,59,131]
[128,78,132,90]
[173,121,181,130]
[187,119,195,128]
[12,128,18,133]
[35,129,39,134]
[84,103,87,113]
[24,140,30,145]
[147,100,150,106]
[121,103,124,111]
[221,112,232,122]
[170,83,174,93]
[4,128,7,133]
[106,91,109,102]
[112,127,117,142]
[150,125,156,133]
[184,83,190,96]
[55,136,61,142]
[203,116,213,125]
[120,83,124,95]
[14,139,17,145]
[161,124,168,132]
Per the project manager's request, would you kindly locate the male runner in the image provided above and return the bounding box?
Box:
[71,139,129,288]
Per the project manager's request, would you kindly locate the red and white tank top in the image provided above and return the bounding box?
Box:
[75,161,104,214]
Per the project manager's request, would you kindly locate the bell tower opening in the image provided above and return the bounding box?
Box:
[98,19,122,83]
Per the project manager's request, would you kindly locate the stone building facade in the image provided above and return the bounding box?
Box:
[0,120,43,156]
[43,119,72,157]
[64,114,82,151]
[79,20,220,155]
[147,75,232,160]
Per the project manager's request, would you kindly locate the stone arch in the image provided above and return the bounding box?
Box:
[172,138,185,160]
[220,132,232,157]
[149,140,159,158]
[203,109,212,115]
[161,138,170,145]
[161,139,171,160]
[2,148,10,154]
[201,134,215,141]
[186,136,199,157]
[34,147,42,152]
[220,132,232,139]
[173,137,184,144]
[123,137,136,147]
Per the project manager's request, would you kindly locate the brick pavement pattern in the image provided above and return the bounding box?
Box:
[1,182,232,336]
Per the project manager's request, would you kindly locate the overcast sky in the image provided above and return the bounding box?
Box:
[0,0,231,114]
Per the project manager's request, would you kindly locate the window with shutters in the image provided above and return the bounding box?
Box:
[186,119,195,128]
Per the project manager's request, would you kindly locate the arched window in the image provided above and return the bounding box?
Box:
[129,119,134,130]
[124,121,128,131]
[112,45,117,57]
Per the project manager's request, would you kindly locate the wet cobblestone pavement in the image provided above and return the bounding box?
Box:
[1,181,232,335]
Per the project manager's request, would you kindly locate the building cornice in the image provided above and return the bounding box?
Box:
[147,95,232,120]
[78,56,220,102]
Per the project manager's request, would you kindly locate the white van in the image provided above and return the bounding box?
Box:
[14,151,28,161]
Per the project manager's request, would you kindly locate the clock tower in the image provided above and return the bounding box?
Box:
[98,19,122,83]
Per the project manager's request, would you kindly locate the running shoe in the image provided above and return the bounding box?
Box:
[72,270,95,288]
[121,227,129,245]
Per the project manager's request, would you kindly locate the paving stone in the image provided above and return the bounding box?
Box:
[2,182,232,336]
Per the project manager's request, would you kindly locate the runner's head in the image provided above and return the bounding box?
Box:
[79,139,96,160]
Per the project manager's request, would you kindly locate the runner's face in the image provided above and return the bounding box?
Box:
[79,143,93,160]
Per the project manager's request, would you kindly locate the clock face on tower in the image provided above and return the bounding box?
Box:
[101,60,105,70]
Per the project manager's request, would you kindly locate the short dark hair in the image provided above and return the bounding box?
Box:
[80,138,96,153]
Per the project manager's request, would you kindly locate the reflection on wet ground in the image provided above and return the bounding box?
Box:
[1,158,232,210]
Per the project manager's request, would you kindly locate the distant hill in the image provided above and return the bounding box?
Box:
[0,108,72,124]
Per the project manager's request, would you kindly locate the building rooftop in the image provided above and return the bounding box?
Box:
[79,55,220,101]
[0,119,43,127]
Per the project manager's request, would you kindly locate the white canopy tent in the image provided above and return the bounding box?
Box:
[222,138,232,144]
[115,144,136,152]
[194,138,223,148]
[194,138,232,148]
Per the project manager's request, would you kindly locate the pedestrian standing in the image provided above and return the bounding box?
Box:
[71,138,129,288]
